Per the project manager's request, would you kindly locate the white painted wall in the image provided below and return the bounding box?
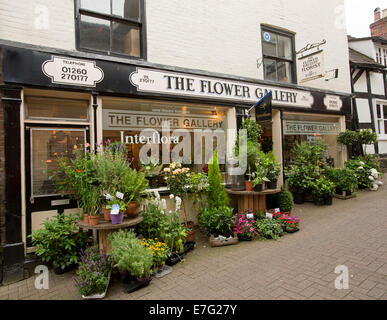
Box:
[0,0,76,50]
[349,40,376,60]
[371,72,385,95]
[356,98,371,123]
[353,71,368,93]
[0,0,351,94]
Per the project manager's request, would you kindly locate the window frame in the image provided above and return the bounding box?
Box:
[261,25,297,84]
[74,0,147,60]
[375,101,387,137]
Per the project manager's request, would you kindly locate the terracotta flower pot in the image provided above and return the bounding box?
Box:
[89,215,100,226]
[102,206,110,221]
[245,181,253,192]
[125,202,141,218]
[83,213,89,224]
[185,221,195,242]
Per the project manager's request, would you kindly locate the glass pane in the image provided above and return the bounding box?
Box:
[112,0,140,20]
[112,22,140,57]
[264,58,277,81]
[31,129,86,196]
[384,120,387,135]
[376,105,381,118]
[262,31,277,56]
[378,120,383,134]
[80,15,110,52]
[80,0,110,14]
[26,97,89,121]
[383,105,387,119]
[278,35,293,60]
[277,61,293,83]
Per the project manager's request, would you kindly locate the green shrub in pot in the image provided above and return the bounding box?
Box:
[274,186,294,213]
[325,167,358,194]
[255,219,283,240]
[29,214,90,271]
[199,206,235,237]
[310,176,336,201]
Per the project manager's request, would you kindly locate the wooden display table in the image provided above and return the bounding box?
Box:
[226,188,281,213]
[78,215,143,253]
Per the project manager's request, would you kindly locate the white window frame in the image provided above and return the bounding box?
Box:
[374,100,387,139]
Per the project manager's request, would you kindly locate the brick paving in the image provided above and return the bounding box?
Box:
[0,178,386,300]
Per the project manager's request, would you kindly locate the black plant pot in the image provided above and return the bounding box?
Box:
[253,184,263,192]
[166,252,185,266]
[324,195,333,206]
[121,273,152,293]
[183,241,195,254]
[335,188,343,195]
[314,198,325,206]
[293,192,304,204]
[285,227,300,233]
[345,190,352,197]
[267,180,278,189]
[53,263,78,275]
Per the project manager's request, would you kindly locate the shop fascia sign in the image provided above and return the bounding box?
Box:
[297,50,325,83]
[130,68,314,108]
[42,56,104,87]
[284,120,339,135]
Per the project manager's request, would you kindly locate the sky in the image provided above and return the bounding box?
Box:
[345,0,386,37]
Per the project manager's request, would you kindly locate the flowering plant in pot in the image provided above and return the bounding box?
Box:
[263,151,281,189]
[255,218,283,240]
[233,211,256,241]
[105,191,128,224]
[141,238,171,272]
[73,246,112,299]
[140,158,163,189]
[310,176,336,206]
[252,166,269,192]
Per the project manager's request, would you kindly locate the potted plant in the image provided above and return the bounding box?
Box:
[199,206,237,247]
[252,165,269,192]
[122,168,149,218]
[80,186,101,226]
[325,167,358,197]
[310,176,336,206]
[233,212,256,241]
[105,192,127,225]
[264,151,281,189]
[140,158,163,189]
[255,218,283,240]
[275,186,294,214]
[29,214,90,274]
[108,229,154,292]
[73,246,112,299]
[141,238,171,274]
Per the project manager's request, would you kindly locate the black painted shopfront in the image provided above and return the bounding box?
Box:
[0,42,352,283]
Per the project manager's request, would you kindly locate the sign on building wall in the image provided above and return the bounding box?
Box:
[284,120,339,135]
[297,50,325,83]
[324,95,343,111]
[42,56,104,87]
[130,68,314,108]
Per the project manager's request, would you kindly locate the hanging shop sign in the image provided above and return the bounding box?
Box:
[42,56,104,87]
[130,68,314,108]
[284,120,339,135]
[324,94,343,111]
[103,109,225,131]
[297,50,325,83]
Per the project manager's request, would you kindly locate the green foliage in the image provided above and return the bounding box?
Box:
[324,167,358,193]
[159,209,188,253]
[80,185,101,215]
[310,176,336,199]
[73,246,112,297]
[252,165,269,187]
[234,118,262,157]
[345,155,383,189]
[136,201,166,239]
[207,151,229,208]
[260,151,281,182]
[275,186,294,212]
[120,167,149,203]
[255,219,283,240]
[337,129,377,146]
[29,214,90,270]
[199,206,235,237]
[108,229,154,277]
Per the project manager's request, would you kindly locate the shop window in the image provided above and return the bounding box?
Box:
[376,103,387,135]
[101,99,229,175]
[261,27,295,83]
[76,0,144,59]
[376,47,387,66]
[25,97,89,121]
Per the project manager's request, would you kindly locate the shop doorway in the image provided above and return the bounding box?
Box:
[25,126,89,248]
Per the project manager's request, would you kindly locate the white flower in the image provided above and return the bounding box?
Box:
[371,168,379,178]
[359,161,365,165]
[175,196,182,211]
[153,190,160,201]
[358,166,364,170]
[369,176,375,181]
[169,194,175,199]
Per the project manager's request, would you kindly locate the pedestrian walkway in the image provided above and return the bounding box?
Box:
[0,179,386,300]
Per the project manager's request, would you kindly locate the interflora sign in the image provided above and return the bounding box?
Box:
[284,120,339,135]
[130,68,314,108]
[297,50,325,83]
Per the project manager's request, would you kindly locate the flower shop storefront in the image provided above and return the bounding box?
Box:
[0,43,352,283]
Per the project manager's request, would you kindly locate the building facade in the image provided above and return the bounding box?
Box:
[0,0,352,284]
[348,8,387,155]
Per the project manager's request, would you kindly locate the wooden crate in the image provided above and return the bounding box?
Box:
[210,232,239,247]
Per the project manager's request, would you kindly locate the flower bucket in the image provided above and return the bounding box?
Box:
[89,215,100,226]
[110,212,124,225]
[267,179,278,190]
[253,184,263,192]
[102,206,110,221]
[125,202,141,218]
[83,213,89,224]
